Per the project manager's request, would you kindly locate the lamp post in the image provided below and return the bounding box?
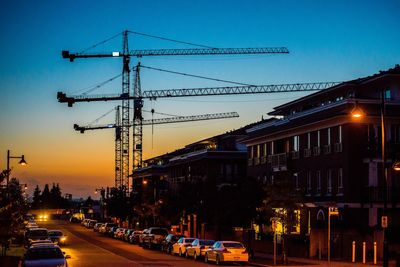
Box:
[6,150,27,187]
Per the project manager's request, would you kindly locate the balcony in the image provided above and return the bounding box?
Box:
[334,143,342,153]
[269,153,287,172]
[313,146,321,156]
[291,150,300,159]
[323,144,331,155]
[254,157,260,165]
[303,148,311,158]
[248,158,254,166]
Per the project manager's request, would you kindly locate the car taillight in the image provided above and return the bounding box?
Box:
[242,248,248,254]
[222,248,231,253]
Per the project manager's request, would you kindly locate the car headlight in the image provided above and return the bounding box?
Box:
[61,237,67,241]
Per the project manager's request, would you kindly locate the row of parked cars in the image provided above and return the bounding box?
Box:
[79,218,249,265]
[20,219,70,267]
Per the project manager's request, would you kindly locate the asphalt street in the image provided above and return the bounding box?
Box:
[39,220,251,267]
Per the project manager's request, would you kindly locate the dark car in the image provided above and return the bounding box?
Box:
[162,234,185,254]
[48,230,67,246]
[107,226,118,237]
[25,228,49,247]
[21,244,69,267]
[123,229,134,242]
[142,227,169,249]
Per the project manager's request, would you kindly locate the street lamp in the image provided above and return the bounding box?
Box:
[6,150,27,187]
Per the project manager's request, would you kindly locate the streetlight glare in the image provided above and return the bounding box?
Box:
[351,107,364,119]
[393,160,400,171]
[19,155,27,166]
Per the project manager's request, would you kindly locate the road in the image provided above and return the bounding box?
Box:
[39,220,250,267]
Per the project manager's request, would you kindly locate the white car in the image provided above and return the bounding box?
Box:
[172,237,196,256]
[20,244,70,267]
[185,239,215,260]
[204,241,249,265]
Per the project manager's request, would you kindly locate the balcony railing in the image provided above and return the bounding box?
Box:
[248,158,253,166]
[313,146,321,156]
[291,150,300,159]
[334,142,342,153]
[323,144,331,155]
[261,156,267,164]
[254,157,260,165]
[269,153,287,171]
[304,148,311,158]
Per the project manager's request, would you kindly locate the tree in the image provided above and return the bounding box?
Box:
[0,178,28,255]
[32,185,41,209]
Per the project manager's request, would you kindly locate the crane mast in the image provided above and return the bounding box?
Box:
[133,63,143,171]
[115,106,122,188]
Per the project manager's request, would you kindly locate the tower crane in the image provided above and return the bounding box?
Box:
[60,30,290,192]
[74,111,239,133]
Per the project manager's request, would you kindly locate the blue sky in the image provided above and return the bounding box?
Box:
[0,0,399,198]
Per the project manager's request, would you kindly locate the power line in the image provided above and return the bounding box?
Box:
[128,30,216,49]
[140,65,255,86]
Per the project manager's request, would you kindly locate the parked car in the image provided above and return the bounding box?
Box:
[114,228,125,239]
[93,223,104,232]
[204,241,249,265]
[138,229,149,246]
[161,234,185,254]
[108,226,118,237]
[48,230,68,246]
[172,237,196,256]
[81,219,90,226]
[142,227,169,249]
[185,239,215,260]
[29,239,53,247]
[123,229,134,242]
[87,220,97,228]
[128,230,142,244]
[20,243,70,267]
[25,228,49,247]
[104,223,117,234]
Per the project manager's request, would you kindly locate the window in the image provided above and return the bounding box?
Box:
[338,125,342,143]
[293,173,299,189]
[307,133,311,149]
[337,168,343,195]
[327,128,331,145]
[307,171,312,194]
[385,89,391,100]
[256,145,260,158]
[316,171,321,194]
[327,169,332,195]
[271,141,274,155]
[293,136,300,151]
[263,143,267,156]
[317,131,321,147]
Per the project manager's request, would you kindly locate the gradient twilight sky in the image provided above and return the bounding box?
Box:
[1,0,399,199]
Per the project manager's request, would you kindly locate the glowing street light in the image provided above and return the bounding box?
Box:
[6,150,27,187]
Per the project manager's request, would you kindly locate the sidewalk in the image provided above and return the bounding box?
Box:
[248,251,390,267]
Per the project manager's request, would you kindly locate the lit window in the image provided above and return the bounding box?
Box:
[293,136,300,151]
[317,131,320,147]
[327,128,331,145]
[307,133,311,149]
[339,125,342,143]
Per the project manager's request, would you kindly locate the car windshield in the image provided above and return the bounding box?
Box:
[200,240,215,246]
[185,238,195,243]
[25,247,64,260]
[223,242,244,248]
[152,229,168,235]
[48,231,63,237]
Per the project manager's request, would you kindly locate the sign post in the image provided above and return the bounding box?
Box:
[328,207,339,264]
